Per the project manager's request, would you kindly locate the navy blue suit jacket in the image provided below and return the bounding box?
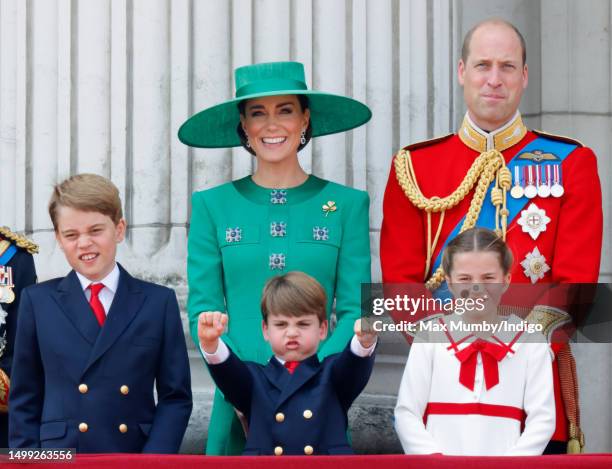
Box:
[8,265,192,453]
[207,342,375,455]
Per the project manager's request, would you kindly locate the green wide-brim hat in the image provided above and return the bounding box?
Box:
[178,61,372,148]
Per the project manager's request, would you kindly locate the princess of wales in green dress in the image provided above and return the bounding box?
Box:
[179,61,372,455]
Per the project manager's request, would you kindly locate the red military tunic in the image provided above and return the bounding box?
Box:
[381,112,603,444]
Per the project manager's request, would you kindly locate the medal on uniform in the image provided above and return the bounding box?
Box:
[510,165,524,199]
[0,266,15,304]
[537,165,551,198]
[551,164,564,198]
[520,247,550,284]
[524,166,538,199]
[517,203,551,240]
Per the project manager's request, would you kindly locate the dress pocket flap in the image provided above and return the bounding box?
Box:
[296,222,342,247]
[218,225,260,247]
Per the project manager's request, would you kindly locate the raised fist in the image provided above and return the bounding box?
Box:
[354,318,377,349]
[198,311,228,353]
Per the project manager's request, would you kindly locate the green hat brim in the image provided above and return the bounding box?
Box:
[178,90,372,149]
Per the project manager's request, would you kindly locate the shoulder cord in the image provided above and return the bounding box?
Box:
[558,344,584,453]
[0,226,39,254]
[393,148,511,290]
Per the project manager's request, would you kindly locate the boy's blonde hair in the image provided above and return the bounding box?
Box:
[48,174,123,231]
[261,271,327,323]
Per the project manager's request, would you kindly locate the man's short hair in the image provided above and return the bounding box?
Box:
[461,18,527,65]
[261,271,327,323]
[49,173,123,231]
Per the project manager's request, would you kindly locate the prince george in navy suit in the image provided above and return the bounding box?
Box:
[9,174,192,453]
[198,271,376,456]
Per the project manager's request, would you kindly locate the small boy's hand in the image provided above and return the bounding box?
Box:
[354,318,377,348]
[198,311,228,354]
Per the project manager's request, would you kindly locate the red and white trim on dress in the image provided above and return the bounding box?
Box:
[424,402,526,424]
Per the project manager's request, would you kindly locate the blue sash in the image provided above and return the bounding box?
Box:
[0,243,17,265]
[432,136,577,298]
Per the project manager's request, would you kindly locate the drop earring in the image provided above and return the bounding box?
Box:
[300,129,306,145]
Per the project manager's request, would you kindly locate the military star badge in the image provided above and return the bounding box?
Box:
[517,203,551,240]
[521,247,550,284]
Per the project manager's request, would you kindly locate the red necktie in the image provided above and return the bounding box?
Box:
[88,283,106,326]
[455,339,507,391]
[284,361,300,374]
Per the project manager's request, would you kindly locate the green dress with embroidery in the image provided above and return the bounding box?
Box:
[187,175,371,455]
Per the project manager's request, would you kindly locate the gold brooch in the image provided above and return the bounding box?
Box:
[322,201,337,216]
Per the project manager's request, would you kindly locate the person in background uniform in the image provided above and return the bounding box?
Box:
[0,226,38,447]
[8,174,192,453]
[179,61,372,455]
[381,18,602,454]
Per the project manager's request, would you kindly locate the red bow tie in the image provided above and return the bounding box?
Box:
[455,339,508,391]
[284,361,300,374]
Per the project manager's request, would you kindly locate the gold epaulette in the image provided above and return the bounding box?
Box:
[399,133,454,154]
[497,304,532,318]
[533,129,584,147]
[0,226,39,254]
[525,305,571,341]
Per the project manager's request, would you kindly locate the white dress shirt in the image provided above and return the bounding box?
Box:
[75,263,120,317]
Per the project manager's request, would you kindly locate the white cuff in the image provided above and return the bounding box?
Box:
[200,338,230,364]
[350,335,377,357]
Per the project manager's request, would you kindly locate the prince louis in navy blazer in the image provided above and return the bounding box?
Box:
[8,174,192,453]
[197,272,376,456]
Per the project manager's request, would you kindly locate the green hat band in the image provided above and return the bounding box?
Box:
[236,78,307,98]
